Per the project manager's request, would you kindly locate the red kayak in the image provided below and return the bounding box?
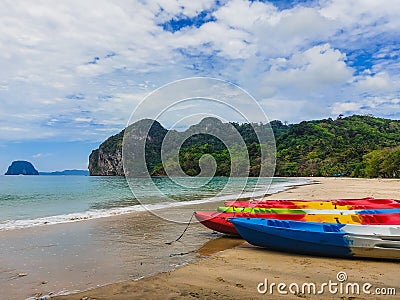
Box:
[225,197,376,204]
[195,211,400,236]
[195,212,303,235]
[224,198,400,209]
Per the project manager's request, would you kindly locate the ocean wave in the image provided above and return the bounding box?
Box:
[0,178,312,231]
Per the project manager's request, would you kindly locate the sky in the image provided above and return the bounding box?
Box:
[0,0,399,171]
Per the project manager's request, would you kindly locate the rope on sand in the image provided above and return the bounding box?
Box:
[165,212,196,245]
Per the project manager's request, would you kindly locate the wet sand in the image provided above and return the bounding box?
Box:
[0,201,230,299]
[55,177,400,299]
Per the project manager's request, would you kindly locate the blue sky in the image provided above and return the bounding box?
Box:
[1,0,400,172]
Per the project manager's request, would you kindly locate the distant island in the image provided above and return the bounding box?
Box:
[4,161,89,176]
[89,115,400,178]
[39,170,89,176]
[5,161,39,175]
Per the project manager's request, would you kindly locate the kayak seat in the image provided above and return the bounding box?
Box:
[266,219,290,228]
[323,224,341,233]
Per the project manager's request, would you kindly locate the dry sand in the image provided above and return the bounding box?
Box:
[56,178,400,300]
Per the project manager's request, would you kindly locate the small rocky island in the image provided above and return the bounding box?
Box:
[5,161,39,175]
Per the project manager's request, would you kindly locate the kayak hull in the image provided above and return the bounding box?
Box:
[224,198,400,210]
[230,218,400,259]
[218,206,400,215]
[195,211,400,236]
[195,212,305,235]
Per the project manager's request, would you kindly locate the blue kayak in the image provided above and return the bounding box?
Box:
[230,218,400,259]
[358,208,400,214]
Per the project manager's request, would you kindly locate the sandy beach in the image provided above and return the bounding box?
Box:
[55,177,400,300]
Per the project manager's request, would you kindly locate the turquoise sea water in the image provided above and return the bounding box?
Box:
[0,176,310,299]
[0,176,310,230]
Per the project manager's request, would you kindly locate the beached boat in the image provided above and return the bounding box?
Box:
[195,212,302,235]
[218,207,306,214]
[224,197,393,206]
[218,206,400,214]
[195,211,400,235]
[224,198,400,210]
[225,197,376,204]
[230,218,400,259]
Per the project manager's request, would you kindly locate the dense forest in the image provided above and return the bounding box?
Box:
[275,115,400,177]
[89,115,400,178]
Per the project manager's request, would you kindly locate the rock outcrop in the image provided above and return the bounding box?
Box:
[88,117,275,177]
[89,130,124,176]
[5,161,39,175]
[88,119,167,176]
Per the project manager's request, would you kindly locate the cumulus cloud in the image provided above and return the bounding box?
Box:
[332,96,400,117]
[356,72,394,93]
[331,102,362,115]
[265,44,353,91]
[32,152,53,158]
[0,0,399,141]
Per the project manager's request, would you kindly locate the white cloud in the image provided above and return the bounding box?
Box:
[356,72,394,93]
[331,102,362,115]
[331,96,400,117]
[0,0,399,142]
[213,0,277,29]
[33,152,53,158]
[265,44,353,91]
[320,0,400,25]
[146,0,216,19]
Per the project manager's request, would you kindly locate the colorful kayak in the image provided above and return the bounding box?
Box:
[225,197,393,206]
[195,212,303,235]
[224,198,400,210]
[195,211,400,235]
[226,197,376,204]
[217,207,306,214]
[230,218,400,259]
[218,206,400,214]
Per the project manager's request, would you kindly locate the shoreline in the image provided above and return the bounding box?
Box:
[55,177,400,299]
[0,177,311,232]
[1,178,313,299]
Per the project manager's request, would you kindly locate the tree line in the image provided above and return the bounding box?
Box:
[90,115,400,178]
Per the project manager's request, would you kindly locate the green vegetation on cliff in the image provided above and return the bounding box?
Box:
[275,115,400,177]
[89,115,400,178]
[89,130,125,176]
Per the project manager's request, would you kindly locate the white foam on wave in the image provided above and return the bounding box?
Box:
[0,178,313,231]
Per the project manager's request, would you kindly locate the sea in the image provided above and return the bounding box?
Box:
[0,176,312,299]
[0,176,310,231]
